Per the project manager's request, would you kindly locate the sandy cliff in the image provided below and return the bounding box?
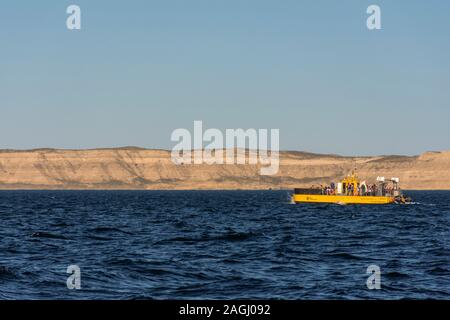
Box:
[0,148,449,190]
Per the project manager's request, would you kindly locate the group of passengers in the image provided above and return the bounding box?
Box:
[319,183,388,196]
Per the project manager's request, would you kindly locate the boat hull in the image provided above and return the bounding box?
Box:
[292,194,395,205]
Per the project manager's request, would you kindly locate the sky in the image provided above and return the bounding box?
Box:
[0,0,449,155]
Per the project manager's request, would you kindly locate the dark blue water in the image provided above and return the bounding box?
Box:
[0,190,449,299]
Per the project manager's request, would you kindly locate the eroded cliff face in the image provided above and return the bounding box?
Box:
[0,148,449,190]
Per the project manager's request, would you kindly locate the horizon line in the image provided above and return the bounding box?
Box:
[0,146,447,158]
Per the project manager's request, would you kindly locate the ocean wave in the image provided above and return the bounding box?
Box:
[89,227,132,235]
[30,231,68,240]
[0,266,18,279]
[154,231,256,244]
[427,267,450,275]
[384,271,411,279]
[322,250,365,261]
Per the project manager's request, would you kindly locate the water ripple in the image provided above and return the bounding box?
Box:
[0,190,449,299]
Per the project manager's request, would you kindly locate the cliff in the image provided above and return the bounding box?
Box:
[0,148,449,190]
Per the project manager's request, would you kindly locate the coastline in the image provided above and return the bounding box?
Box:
[0,148,449,191]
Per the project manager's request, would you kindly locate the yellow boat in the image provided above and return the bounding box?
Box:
[292,194,395,205]
[292,171,408,205]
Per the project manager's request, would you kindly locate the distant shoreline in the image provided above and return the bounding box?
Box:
[0,146,422,158]
[0,148,449,190]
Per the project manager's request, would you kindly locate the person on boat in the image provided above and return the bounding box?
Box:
[347,184,353,196]
[327,186,332,195]
[330,183,336,195]
[367,185,373,196]
[386,185,393,196]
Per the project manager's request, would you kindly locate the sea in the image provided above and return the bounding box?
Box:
[0,190,449,299]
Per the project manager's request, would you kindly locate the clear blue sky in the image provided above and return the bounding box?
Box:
[1,0,449,155]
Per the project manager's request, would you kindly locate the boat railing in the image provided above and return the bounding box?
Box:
[294,188,397,197]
